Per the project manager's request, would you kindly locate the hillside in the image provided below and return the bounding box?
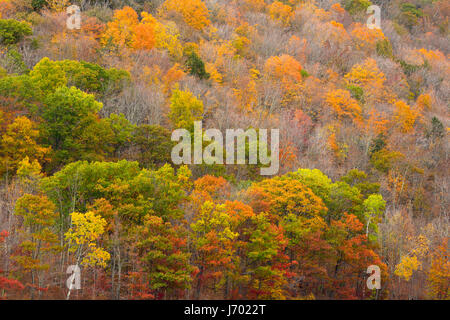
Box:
[0,0,448,300]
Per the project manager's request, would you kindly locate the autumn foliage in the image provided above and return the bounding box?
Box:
[0,0,448,301]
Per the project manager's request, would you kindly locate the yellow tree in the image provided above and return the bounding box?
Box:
[345,58,389,104]
[141,12,183,58]
[168,88,204,129]
[395,234,429,282]
[393,100,418,133]
[1,116,50,175]
[162,0,211,31]
[65,211,110,269]
[65,210,110,299]
[351,23,387,51]
[395,255,421,282]
[190,201,238,298]
[268,1,293,26]
[326,89,362,125]
[416,93,432,111]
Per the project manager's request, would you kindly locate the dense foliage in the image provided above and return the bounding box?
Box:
[0,0,448,300]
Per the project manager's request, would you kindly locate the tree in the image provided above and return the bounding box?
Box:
[328,213,385,299]
[40,160,141,233]
[264,54,303,107]
[428,117,445,140]
[362,194,385,240]
[65,210,110,299]
[326,89,362,125]
[340,169,380,197]
[343,0,372,15]
[395,255,421,282]
[131,22,156,51]
[0,230,25,299]
[247,177,327,222]
[394,234,429,286]
[30,58,130,97]
[427,238,449,299]
[268,1,293,26]
[130,124,174,168]
[393,100,417,133]
[140,12,183,58]
[65,211,110,268]
[185,51,210,80]
[0,19,32,45]
[163,63,186,94]
[102,6,139,48]
[102,6,156,51]
[265,54,303,85]
[13,194,60,298]
[0,116,50,176]
[344,58,387,104]
[29,57,67,95]
[168,89,204,129]
[40,86,103,167]
[133,215,193,299]
[190,201,237,298]
[285,168,366,222]
[246,175,331,297]
[15,157,44,198]
[162,0,211,31]
[245,213,290,299]
[101,113,135,159]
[351,23,386,51]
[56,60,130,97]
[192,175,230,203]
[399,3,423,30]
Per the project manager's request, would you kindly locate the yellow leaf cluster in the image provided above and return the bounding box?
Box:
[395,255,421,281]
[142,13,183,58]
[416,93,432,111]
[65,211,110,268]
[1,116,50,174]
[351,23,386,51]
[345,58,389,103]
[162,0,211,31]
[394,100,418,133]
[268,1,293,26]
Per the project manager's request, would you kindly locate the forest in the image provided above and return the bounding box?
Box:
[0,0,448,300]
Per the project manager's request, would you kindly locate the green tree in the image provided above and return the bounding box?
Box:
[343,0,372,15]
[101,113,135,159]
[29,57,67,95]
[131,124,174,168]
[362,194,385,240]
[0,19,32,45]
[40,86,103,167]
[185,51,210,80]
